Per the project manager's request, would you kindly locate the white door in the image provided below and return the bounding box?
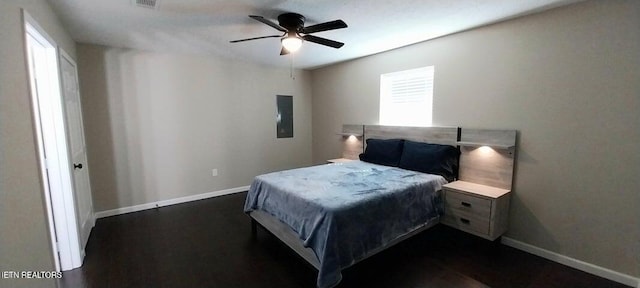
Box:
[24,12,82,271]
[59,50,95,250]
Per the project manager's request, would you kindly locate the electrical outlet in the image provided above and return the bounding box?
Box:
[211,169,218,177]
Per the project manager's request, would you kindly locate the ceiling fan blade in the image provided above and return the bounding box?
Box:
[230,35,282,43]
[280,47,290,56]
[302,35,344,49]
[301,20,347,34]
[249,15,287,33]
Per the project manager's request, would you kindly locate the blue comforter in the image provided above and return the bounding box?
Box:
[244,160,446,288]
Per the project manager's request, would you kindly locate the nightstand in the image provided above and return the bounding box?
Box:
[441,180,510,241]
[326,158,354,164]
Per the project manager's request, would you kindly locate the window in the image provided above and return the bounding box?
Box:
[379,66,434,127]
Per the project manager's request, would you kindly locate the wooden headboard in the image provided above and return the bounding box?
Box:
[340,124,458,160]
[340,124,517,190]
[364,125,458,146]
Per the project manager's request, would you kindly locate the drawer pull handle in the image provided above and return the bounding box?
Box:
[460,218,470,225]
[461,202,471,208]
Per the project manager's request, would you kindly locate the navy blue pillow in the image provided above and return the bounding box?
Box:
[359,138,404,167]
[398,140,460,182]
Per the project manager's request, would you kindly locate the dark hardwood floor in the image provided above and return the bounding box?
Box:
[59,192,629,288]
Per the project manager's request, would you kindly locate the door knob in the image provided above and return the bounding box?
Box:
[73,163,83,170]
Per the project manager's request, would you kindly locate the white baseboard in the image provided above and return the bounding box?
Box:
[501,236,639,287]
[94,186,249,219]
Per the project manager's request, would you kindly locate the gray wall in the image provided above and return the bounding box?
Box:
[77,44,313,212]
[0,0,77,287]
[311,0,639,278]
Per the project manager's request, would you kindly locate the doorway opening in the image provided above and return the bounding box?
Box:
[23,11,83,272]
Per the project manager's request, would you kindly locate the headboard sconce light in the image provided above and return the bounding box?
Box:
[478,145,494,154]
[456,141,515,155]
[336,132,363,137]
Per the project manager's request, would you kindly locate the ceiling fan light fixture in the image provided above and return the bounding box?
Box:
[282,35,303,53]
[230,13,347,55]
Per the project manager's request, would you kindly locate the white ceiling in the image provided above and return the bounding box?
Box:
[48,0,583,69]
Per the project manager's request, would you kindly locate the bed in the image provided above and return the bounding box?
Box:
[244,126,460,288]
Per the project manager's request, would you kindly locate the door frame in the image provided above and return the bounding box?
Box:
[23,10,83,272]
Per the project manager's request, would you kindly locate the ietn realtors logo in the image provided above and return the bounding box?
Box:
[2,271,62,279]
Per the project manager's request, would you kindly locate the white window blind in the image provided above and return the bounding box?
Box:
[380,66,434,126]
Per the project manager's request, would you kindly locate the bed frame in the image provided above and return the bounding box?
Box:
[249,125,458,270]
[248,125,517,273]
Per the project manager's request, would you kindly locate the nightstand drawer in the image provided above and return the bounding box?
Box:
[442,212,490,236]
[444,190,491,219]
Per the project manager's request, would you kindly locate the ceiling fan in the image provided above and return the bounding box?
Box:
[230,13,347,55]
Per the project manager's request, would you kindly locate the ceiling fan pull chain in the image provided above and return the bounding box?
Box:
[290,53,295,80]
